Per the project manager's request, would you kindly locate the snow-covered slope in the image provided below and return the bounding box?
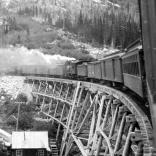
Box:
[0,76,26,99]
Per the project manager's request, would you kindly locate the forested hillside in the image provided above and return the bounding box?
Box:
[5,0,140,49]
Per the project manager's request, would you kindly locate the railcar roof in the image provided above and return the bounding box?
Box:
[122,45,143,58]
[99,51,125,61]
[125,45,142,53]
[87,60,101,64]
[77,62,88,66]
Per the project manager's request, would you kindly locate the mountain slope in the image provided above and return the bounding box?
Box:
[6,0,140,48]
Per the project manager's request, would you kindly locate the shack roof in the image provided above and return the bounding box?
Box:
[11,131,50,151]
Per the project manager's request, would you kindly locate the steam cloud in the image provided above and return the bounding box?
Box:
[0,46,75,73]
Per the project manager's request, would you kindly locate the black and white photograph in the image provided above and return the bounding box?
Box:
[0,0,156,156]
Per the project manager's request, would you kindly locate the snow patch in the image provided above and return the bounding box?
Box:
[0,76,27,99]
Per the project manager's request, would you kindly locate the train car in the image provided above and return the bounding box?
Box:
[87,61,102,80]
[64,61,72,77]
[100,52,124,83]
[122,44,145,97]
[94,61,102,80]
[64,60,84,78]
[77,63,88,77]
[70,61,80,76]
[87,62,95,79]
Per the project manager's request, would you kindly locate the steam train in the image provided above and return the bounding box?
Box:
[10,40,145,102]
[65,41,145,98]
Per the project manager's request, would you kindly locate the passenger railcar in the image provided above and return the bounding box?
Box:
[122,44,145,97]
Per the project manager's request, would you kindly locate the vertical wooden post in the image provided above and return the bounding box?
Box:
[56,104,65,141]
[35,81,42,103]
[60,82,80,156]
[87,100,96,148]
[95,96,113,156]
[41,97,46,112]
[16,102,21,131]
[114,112,127,152]
[74,91,90,130]
[65,86,70,100]
[47,98,53,120]
[122,123,135,156]
[48,98,53,115]
[77,94,98,135]
[52,82,56,94]
[52,100,59,125]
[64,87,84,156]
[90,95,106,151]
[41,82,49,112]
[71,87,84,130]
[44,81,48,94]
[59,83,63,97]
[31,80,35,89]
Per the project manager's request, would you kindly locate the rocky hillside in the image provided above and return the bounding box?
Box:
[1,0,140,59]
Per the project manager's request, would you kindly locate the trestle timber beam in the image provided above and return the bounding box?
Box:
[33,92,72,105]
[26,76,78,85]
[60,82,80,156]
[25,77,153,156]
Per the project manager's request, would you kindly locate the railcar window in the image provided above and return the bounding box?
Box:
[123,62,140,76]
[123,54,138,63]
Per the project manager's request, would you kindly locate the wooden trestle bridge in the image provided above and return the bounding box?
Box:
[25,76,153,156]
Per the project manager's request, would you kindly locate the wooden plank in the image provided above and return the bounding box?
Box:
[77,94,98,134]
[87,100,96,147]
[91,95,106,150]
[43,112,67,128]
[74,91,90,130]
[52,100,59,125]
[56,103,65,140]
[98,128,114,156]
[96,96,113,156]
[32,92,72,106]
[26,76,78,85]
[71,87,84,130]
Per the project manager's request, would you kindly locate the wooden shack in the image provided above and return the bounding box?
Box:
[11,131,50,156]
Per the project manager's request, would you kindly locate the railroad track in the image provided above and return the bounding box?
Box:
[25,76,154,156]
